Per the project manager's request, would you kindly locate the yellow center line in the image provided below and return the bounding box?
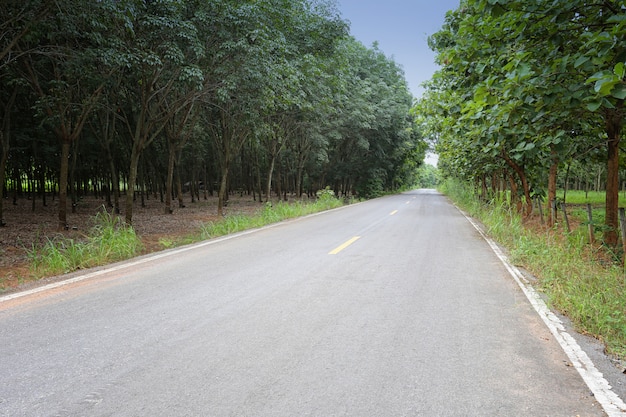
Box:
[390,210,398,215]
[329,236,361,255]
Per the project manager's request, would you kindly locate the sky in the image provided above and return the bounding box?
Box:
[335,0,461,165]
[336,0,460,98]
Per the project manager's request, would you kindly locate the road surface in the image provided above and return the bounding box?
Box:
[0,190,617,416]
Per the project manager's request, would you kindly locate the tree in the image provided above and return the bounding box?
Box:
[114,0,204,224]
[422,0,626,243]
[15,0,116,229]
[324,39,415,197]
[0,0,56,225]
[1,0,421,230]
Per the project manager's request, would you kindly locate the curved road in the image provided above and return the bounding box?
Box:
[0,190,619,416]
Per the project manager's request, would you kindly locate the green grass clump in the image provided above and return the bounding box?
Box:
[28,210,142,277]
[198,191,344,240]
[441,178,626,359]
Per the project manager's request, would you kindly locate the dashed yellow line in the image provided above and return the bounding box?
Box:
[329,236,361,255]
[390,210,398,216]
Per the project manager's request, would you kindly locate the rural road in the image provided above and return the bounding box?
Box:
[0,189,623,416]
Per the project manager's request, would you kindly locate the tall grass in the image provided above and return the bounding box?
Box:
[441,178,626,359]
[29,210,142,277]
[198,190,344,240]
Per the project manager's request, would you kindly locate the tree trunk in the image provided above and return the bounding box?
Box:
[203,162,209,200]
[255,156,263,204]
[296,164,304,199]
[481,174,488,201]
[165,142,176,214]
[276,161,283,201]
[604,107,622,246]
[57,139,70,230]
[69,139,79,214]
[125,144,141,225]
[0,86,18,226]
[108,153,120,214]
[508,173,520,213]
[502,151,533,216]
[548,146,558,227]
[190,170,196,203]
[0,134,8,226]
[176,153,184,208]
[265,148,277,203]
[218,165,229,217]
[563,162,571,209]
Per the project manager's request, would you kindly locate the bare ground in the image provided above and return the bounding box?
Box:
[0,194,264,293]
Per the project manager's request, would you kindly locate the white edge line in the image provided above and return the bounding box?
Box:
[0,204,354,304]
[461,211,626,417]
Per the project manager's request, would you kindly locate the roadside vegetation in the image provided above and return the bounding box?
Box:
[28,211,143,278]
[417,0,626,250]
[416,0,626,362]
[440,179,626,360]
[26,190,345,280]
[196,188,344,241]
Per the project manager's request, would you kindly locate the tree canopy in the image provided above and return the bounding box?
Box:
[418,0,626,245]
[1,0,426,227]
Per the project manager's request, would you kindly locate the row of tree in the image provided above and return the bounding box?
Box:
[1,0,425,229]
[417,0,626,246]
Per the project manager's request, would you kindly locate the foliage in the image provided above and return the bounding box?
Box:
[414,164,439,189]
[441,178,626,359]
[1,0,424,228]
[418,0,626,244]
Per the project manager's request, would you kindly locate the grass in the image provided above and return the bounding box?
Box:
[196,190,344,241]
[559,189,626,206]
[559,190,607,205]
[28,210,143,277]
[440,179,626,359]
[27,191,345,279]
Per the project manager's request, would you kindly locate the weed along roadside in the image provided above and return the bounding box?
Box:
[440,179,626,366]
[1,191,346,294]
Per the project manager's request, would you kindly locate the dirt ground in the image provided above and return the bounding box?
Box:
[0,193,264,292]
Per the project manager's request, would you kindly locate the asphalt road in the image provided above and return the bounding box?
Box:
[0,190,614,416]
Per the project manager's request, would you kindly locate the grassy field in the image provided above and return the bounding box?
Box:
[558,189,626,205]
[559,190,606,205]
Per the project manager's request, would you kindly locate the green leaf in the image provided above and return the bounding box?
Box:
[587,70,611,83]
[574,56,589,68]
[490,4,506,17]
[587,100,603,111]
[603,97,616,109]
[595,77,618,95]
[607,14,626,23]
[516,62,532,80]
[611,84,626,100]
[614,62,626,79]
